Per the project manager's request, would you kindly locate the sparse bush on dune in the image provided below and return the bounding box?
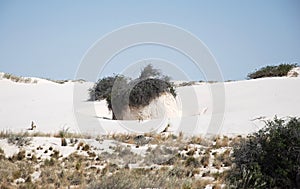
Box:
[7,133,32,147]
[176,81,196,87]
[228,117,300,188]
[2,73,38,83]
[57,127,70,146]
[247,63,297,79]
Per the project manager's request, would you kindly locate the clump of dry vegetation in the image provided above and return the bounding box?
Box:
[7,133,32,147]
[2,73,38,83]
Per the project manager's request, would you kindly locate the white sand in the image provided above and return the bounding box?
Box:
[0,75,299,136]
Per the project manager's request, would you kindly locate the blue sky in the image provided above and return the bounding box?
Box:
[0,0,299,81]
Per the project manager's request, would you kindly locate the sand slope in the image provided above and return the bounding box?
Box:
[0,74,299,135]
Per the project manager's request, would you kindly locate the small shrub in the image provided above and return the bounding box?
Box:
[12,150,26,161]
[201,154,210,168]
[177,81,196,87]
[2,73,36,84]
[50,150,60,159]
[58,127,70,138]
[214,136,229,148]
[185,157,200,167]
[7,133,32,147]
[77,141,84,148]
[31,154,37,162]
[200,148,211,168]
[133,135,149,146]
[247,63,297,79]
[82,144,90,151]
[75,160,82,171]
[43,158,56,167]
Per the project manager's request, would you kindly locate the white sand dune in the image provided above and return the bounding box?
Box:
[0,74,299,136]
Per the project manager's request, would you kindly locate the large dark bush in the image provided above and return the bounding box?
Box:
[89,75,128,119]
[228,117,300,188]
[247,63,297,79]
[89,64,176,119]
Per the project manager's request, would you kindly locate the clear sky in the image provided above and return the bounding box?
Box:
[0,0,299,81]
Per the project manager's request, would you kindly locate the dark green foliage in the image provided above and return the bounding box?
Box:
[89,75,125,104]
[89,75,129,119]
[129,78,176,108]
[89,64,176,119]
[247,63,297,79]
[228,117,300,188]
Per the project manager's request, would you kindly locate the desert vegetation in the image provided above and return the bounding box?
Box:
[0,131,234,188]
[1,73,38,84]
[89,64,176,119]
[247,63,297,79]
[227,117,300,188]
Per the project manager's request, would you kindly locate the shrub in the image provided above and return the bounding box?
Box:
[82,144,90,151]
[247,63,297,79]
[177,81,196,87]
[185,157,200,167]
[13,150,26,161]
[7,133,32,147]
[43,158,56,167]
[200,153,210,168]
[2,73,37,83]
[58,127,69,146]
[228,117,300,188]
[58,127,70,138]
[89,64,176,120]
